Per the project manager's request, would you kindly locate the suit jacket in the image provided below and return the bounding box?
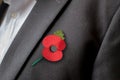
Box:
[0,0,120,80]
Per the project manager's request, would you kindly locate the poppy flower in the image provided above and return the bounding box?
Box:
[32,30,66,66]
[42,30,66,62]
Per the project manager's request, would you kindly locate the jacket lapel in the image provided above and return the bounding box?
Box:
[0,0,69,80]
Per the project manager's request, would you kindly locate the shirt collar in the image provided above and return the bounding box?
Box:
[3,0,37,6]
[3,0,37,11]
[3,0,11,5]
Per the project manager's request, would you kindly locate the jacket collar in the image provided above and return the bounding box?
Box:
[0,0,70,80]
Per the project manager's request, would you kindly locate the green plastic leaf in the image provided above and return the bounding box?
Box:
[54,30,65,40]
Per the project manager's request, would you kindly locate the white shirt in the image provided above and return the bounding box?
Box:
[0,0,36,64]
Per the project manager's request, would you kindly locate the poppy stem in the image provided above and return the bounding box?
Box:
[32,56,43,67]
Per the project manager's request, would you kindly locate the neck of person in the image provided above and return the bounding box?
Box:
[0,0,2,5]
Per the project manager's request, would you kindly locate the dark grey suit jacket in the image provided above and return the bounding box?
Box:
[0,0,120,80]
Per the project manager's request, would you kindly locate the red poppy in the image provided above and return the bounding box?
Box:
[42,34,66,62]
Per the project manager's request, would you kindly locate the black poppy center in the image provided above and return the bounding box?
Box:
[50,45,57,52]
